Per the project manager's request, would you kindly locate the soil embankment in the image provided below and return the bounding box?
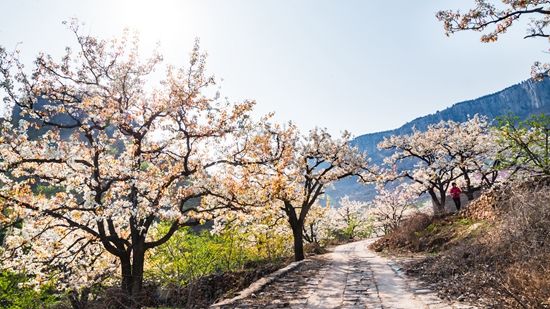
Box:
[372,180,550,308]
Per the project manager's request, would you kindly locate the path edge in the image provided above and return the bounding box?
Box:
[210,259,307,307]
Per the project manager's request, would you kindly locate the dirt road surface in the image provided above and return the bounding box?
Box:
[214,239,476,308]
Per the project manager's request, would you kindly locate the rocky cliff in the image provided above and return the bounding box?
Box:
[329,78,550,203]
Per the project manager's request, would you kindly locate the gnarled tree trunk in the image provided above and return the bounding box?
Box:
[119,241,146,307]
[284,201,306,261]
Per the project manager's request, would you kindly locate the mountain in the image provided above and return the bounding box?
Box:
[327,78,550,203]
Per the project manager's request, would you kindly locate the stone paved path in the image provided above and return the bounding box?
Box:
[216,239,476,308]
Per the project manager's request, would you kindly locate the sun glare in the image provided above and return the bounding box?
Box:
[109,0,194,51]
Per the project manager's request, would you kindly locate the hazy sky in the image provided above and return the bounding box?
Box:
[0,0,546,136]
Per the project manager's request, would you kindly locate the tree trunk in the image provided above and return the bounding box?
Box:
[118,245,146,308]
[465,190,474,201]
[130,245,145,307]
[291,224,305,261]
[439,187,447,212]
[463,171,475,200]
[284,201,306,261]
[120,256,132,295]
[69,288,90,309]
[428,189,445,215]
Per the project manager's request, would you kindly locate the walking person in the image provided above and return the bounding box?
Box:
[450,182,462,211]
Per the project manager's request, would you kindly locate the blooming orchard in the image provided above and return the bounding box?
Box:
[0,22,272,304]
[326,196,372,240]
[302,202,331,246]
[371,183,419,234]
[379,116,500,214]
[437,115,500,199]
[230,126,373,261]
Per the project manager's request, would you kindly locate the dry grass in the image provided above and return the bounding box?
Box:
[369,212,432,253]
[404,179,550,308]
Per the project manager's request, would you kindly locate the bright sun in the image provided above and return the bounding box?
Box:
[106,0,200,64]
[110,0,193,43]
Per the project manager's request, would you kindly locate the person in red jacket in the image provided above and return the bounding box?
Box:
[450,182,462,211]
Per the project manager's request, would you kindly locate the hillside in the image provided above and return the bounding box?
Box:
[328,78,550,203]
[371,179,550,308]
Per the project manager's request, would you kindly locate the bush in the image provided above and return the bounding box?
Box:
[145,225,289,286]
[497,113,550,176]
[406,179,550,308]
[370,213,432,252]
[0,271,60,308]
[487,181,550,308]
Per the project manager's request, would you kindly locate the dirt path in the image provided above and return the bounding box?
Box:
[214,239,476,308]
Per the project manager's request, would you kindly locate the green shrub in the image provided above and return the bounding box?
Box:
[497,113,550,176]
[145,225,289,286]
[0,271,60,309]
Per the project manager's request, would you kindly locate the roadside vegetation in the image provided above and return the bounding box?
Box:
[0,20,375,308]
[373,180,550,308]
[371,114,550,308]
[1,0,550,307]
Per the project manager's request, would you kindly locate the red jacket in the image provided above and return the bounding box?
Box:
[450,186,462,199]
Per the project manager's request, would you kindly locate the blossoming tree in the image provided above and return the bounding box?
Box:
[379,116,498,213]
[258,127,372,261]
[302,202,331,247]
[371,183,419,234]
[0,23,266,305]
[328,196,372,240]
[379,125,456,214]
[437,0,550,78]
[438,115,500,200]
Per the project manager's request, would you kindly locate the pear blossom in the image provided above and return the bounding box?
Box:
[0,21,271,303]
[379,116,500,213]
